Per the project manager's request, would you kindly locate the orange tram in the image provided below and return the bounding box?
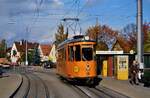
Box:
[56,35,101,86]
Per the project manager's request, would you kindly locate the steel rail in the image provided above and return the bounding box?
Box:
[31,73,50,98]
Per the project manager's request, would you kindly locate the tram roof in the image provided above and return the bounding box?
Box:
[58,37,95,48]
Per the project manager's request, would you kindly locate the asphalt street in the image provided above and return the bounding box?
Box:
[9,67,129,98]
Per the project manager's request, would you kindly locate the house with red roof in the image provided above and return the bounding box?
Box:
[112,36,131,53]
[10,40,38,65]
[38,43,56,63]
[38,44,52,62]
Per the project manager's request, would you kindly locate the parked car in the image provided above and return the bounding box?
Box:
[42,61,55,69]
[2,64,10,69]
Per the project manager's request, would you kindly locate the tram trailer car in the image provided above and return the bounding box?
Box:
[56,35,101,86]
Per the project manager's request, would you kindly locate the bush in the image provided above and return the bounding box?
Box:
[143,69,150,87]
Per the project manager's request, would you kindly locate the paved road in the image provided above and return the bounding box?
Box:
[10,66,129,98]
[0,73,22,98]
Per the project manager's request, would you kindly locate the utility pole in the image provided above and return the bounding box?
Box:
[96,17,99,44]
[137,0,144,69]
[25,27,28,66]
[25,40,28,66]
[96,17,99,26]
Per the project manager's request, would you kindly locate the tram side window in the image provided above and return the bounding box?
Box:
[68,46,74,61]
[82,48,93,61]
[58,48,66,61]
[75,45,81,61]
[62,48,66,61]
[57,50,61,61]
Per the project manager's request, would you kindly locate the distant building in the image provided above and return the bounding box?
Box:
[38,44,52,62]
[10,40,38,65]
[38,43,56,63]
[49,44,56,63]
[112,36,131,53]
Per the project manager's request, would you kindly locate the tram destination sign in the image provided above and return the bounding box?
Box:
[96,51,123,55]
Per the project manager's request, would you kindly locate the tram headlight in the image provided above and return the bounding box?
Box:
[73,66,79,73]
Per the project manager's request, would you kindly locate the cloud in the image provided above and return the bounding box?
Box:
[2,32,16,40]
[0,0,36,17]
[50,0,64,8]
[53,0,63,5]
[85,0,104,7]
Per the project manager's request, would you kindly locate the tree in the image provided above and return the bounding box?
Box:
[86,25,101,40]
[86,24,118,50]
[33,47,41,65]
[26,49,35,65]
[144,23,150,52]
[121,23,150,52]
[55,24,68,47]
[96,41,109,50]
[0,39,7,58]
[18,50,34,65]
[120,23,137,51]
[144,31,150,52]
[19,52,25,63]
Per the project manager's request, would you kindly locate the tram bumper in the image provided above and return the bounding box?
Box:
[86,76,102,86]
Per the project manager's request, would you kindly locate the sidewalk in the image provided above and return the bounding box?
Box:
[101,77,150,98]
[0,73,22,98]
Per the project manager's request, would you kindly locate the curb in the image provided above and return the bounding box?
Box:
[9,74,23,98]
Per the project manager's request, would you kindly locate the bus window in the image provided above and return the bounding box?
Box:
[82,47,93,61]
[68,46,74,61]
[75,45,81,61]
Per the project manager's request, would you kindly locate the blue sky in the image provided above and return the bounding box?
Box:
[0,0,150,46]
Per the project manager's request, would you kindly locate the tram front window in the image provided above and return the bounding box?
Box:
[75,45,81,61]
[82,47,93,61]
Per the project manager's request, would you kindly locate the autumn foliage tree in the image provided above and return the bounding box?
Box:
[55,24,68,47]
[121,23,137,51]
[86,25,100,40]
[144,23,150,52]
[0,39,7,58]
[86,24,118,50]
[121,23,150,52]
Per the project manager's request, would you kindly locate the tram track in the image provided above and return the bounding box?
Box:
[31,73,50,98]
[10,68,130,98]
[34,70,130,98]
[10,72,50,98]
[73,86,94,98]
[95,86,130,98]
[22,74,31,98]
[10,73,31,98]
[73,85,130,98]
